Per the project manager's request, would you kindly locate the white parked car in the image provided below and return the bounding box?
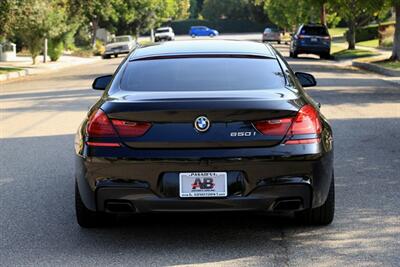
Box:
[103,35,136,59]
[155,27,175,42]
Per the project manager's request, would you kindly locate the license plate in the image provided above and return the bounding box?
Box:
[179,172,227,198]
[311,38,318,42]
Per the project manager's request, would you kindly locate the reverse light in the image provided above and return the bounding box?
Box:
[111,120,151,137]
[253,118,293,136]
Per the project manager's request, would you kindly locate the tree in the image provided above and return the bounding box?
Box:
[0,0,18,38]
[391,0,400,60]
[263,0,320,31]
[333,0,385,49]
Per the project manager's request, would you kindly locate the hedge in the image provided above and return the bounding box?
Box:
[163,19,274,35]
[345,21,395,43]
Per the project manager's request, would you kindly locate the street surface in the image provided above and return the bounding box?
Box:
[1,37,399,266]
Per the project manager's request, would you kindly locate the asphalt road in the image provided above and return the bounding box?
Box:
[1,40,399,266]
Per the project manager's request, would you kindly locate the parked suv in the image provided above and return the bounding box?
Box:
[262,28,281,44]
[290,24,331,59]
[155,27,175,42]
[189,26,219,37]
[103,35,136,59]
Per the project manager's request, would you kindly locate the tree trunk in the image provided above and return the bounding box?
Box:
[347,20,356,50]
[391,3,400,61]
[320,3,327,26]
[91,18,98,48]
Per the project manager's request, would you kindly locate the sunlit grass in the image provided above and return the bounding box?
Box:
[357,39,379,48]
[329,27,347,37]
[374,60,400,70]
[332,49,379,60]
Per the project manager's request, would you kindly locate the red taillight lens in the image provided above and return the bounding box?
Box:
[253,118,293,136]
[288,104,321,135]
[253,105,322,145]
[87,110,118,137]
[111,120,151,137]
[86,109,151,139]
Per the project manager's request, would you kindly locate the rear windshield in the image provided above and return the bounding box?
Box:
[120,58,285,91]
[156,29,170,33]
[300,26,329,36]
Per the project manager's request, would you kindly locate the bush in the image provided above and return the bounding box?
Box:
[345,22,395,43]
[48,39,64,61]
[94,39,105,56]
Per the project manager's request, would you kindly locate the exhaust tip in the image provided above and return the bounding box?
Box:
[273,199,303,211]
[105,201,135,213]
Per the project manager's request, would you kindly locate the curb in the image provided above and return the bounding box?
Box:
[352,61,400,77]
[0,69,30,82]
[0,56,101,83]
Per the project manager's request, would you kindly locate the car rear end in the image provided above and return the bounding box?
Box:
[75,44,334,226]
[262,28,281,43]
[291,25,331,58]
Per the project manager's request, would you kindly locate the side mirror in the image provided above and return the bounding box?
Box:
[92,75,112,90]
[295,72,317,87]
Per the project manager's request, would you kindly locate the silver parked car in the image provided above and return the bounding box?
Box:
[103,35,137,59]
[262,28,281,44]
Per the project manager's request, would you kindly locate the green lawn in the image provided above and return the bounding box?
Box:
[0,67,23,74]
[374,60,400,70]
[356,39,379,48]
[332,49,379,60]
[328,27,347,37]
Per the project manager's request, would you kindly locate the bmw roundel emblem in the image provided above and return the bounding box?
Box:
[194,116,210,132]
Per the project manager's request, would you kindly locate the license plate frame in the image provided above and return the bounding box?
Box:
[179,172,228,198]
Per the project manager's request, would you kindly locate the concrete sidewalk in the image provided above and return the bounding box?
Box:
[0,55,101,82]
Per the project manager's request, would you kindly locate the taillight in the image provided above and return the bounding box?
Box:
[288,105,321,136]
[86,109,151,147]
[111,120,151,137]
[87,110,118,137]
[253,104,322,145]
[253,118,293,136]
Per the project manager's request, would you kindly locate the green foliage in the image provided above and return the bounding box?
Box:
[202,0,267,22]
[263,0,320,30]
[48,39,64,61]
[94,39,105,56]
[167,18,267,34]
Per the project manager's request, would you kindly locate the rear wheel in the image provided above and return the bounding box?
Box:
[102,54,111,59]
[320,53,331,59]
[277,40,281,44]
[191,34,196,38]
[290,50,298,58]
[114,54,118,58]
[75,181,114,228]
[296,174,335,225]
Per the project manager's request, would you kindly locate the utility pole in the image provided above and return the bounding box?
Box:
[43,38,48,63]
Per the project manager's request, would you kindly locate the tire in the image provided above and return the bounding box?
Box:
[290,50,298,58]
[320,53,331,60]
[277,40,281,44]
[296,174,335,225]
[102,55,110,59]
[75,181,115,228]
[209,33,215,38]
[114,54,118,58]
[191,34,196,38]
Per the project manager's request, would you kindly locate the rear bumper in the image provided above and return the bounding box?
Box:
[75,149,333,214]
[104,50,130,55]
[294,45,330,54]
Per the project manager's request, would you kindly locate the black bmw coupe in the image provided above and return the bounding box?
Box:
[74,40,334,227]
